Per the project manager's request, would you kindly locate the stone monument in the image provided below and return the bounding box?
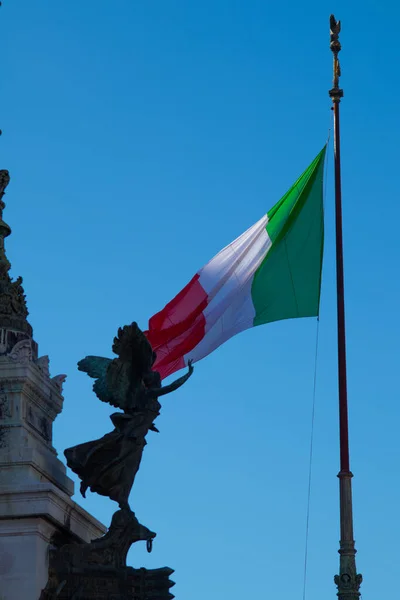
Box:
[0,170,106,600]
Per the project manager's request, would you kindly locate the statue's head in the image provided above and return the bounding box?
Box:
[113,322,157,374]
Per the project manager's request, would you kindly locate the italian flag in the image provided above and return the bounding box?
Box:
[146,148,326,379]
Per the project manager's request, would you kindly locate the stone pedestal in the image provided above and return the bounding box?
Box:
[0,484,106,600]
[38,509,175,600]
[0,342,106,600]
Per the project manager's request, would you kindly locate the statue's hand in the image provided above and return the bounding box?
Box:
[152,360,194,397]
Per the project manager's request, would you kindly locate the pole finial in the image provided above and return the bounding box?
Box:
[329,14,343,102]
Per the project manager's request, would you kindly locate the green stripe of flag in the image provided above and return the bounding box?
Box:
[252,147,326,326]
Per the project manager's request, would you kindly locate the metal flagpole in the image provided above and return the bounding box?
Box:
[328,15,362,600]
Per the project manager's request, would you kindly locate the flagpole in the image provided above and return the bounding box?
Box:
[329,15,362,600]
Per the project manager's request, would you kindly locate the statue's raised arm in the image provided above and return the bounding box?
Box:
[147,360,194,398]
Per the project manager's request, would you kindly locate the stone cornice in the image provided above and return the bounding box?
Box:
[0,483,107,542]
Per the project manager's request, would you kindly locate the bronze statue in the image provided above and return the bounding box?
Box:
[64,322,193,511]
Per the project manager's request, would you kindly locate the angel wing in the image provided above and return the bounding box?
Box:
[78,356,111,379]
[78,323,157,411]
[77,355,119,407]
[105,359,134,410]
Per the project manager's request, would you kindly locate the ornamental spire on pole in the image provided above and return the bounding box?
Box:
[329,15,363,600]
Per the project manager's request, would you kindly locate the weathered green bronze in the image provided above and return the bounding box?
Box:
[65,322,193,511]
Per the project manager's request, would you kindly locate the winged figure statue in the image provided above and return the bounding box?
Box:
[64,322,193,511]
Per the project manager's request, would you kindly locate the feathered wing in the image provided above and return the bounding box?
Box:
[106,360,132,410]
[78,324,157,411]
[78,356,111,379]
[108,323,157,411]
[77,355,119,407]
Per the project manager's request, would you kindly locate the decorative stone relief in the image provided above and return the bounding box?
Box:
[0,328,7,353]
[0,392,11,419]
[27,404,35,426]
[24,381,60,422]
[0,425,8,448]
[25,403,53,443]
[51,374,67,393]
[36,355,50,376]
[8,339,32,363]
[0,171,33,338]
[40,416,51,442]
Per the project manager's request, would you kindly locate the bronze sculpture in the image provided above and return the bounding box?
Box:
[64,322,194,512]
[38,323,191,598]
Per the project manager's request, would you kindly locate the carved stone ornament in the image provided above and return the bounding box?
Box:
[36,355,50,376]
[0,394,11,419]
[0,170,32,337]
[0,170,10,198]
[8,338,32,363]
[51,374,67,392]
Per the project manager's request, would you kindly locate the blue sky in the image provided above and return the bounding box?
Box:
[3,1,400,598]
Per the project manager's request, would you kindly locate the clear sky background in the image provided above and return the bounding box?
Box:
[3,1,399,599]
